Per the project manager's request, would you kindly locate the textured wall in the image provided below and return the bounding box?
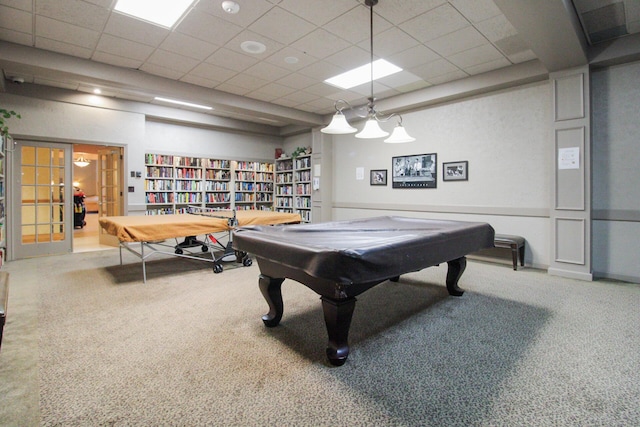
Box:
[591,61,640,283]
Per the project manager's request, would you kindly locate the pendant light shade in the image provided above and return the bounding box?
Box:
[321,111,357,134]
[74,155,90,167]
[356,118,389,139]
[384,123,416,143]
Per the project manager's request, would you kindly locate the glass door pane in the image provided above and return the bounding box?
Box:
[12,141,72,258]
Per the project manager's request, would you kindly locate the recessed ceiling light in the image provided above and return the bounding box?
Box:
[154,97,213,110]
[221,1,240,14]
[114,0,196,28]
[241,41,267,54]
[284,56,299,64]
[324,59,402,90]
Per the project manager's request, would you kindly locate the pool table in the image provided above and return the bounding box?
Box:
[232,216,495,366]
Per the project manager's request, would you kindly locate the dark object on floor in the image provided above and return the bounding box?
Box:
[233,216,495,366]
[74,191,86,229]
[494,234,525,270]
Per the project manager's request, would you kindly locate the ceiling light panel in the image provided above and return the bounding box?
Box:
[324,59,402,90]
[114,0,196,28]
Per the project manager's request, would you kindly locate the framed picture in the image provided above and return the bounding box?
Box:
[392,153,437,188]
[370,169,387,185]
[443,161,468,181]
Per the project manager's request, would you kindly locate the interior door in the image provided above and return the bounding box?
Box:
[97,147,124,246]
[11,141,72,258]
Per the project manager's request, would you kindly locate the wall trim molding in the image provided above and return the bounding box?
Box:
[592,209,640,222]
[332,203,550,218]
[548,267,593,281]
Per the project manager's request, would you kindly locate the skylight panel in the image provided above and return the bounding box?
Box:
[114,0,196,28]
[324,59,402,90]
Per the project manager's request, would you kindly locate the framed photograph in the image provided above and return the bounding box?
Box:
[392,153,437,188]
[370,169,387,186]
[443,161,468,181]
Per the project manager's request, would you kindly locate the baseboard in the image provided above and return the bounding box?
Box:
[547,267,593,281]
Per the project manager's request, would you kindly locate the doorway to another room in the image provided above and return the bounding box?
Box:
[73,144,123,253]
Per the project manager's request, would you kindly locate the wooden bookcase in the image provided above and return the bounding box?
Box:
[144,153,274,214]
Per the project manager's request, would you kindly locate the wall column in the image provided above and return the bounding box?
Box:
[311,129,333,223]
[549,66,592,280]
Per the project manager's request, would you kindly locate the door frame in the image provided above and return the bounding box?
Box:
[9,140,73,259]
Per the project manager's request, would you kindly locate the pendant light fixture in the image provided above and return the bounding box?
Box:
[74,155,91,168]
[321,0,415,143]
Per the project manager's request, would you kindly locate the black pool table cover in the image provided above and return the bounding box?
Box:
[232,216,495,365]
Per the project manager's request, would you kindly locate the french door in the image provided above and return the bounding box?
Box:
[11,141,72,258]
[97,147,124,246]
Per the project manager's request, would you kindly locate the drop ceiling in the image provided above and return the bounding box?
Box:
[0,0,639,133]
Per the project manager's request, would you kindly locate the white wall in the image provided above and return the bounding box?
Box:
[330,81,552,267]
[0,92,284,213]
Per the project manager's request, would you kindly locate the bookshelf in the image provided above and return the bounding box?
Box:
[144,153,274,214]
[293,154,312,223]
[274,157,293,214]
[204,159,231,209]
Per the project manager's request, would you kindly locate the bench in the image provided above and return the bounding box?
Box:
[494,234,525,270]
[0,271,8,351]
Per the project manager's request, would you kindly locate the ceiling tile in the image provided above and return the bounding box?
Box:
[475,14,518,43]
[35,0,110,30]
[357,26,420,58]
[449,0,502,23]
[243,61,291,81]
[179,74,218,88]
[92,51,144,69]
[248,6,316,45]
[276,72,317,90]
[410,58,460,81]
[388,45,441,70]
[36,15,99,50]
[145,50,200,73]
[222,71,270,92]
[401,4,469,43]
[248,82,297,98]
[223,30,285,58]
[195,0,275,27]
[0,5,32,33]
[0,0,33,12]
[290,28,351,60]
[103,12,170,47]
[324,45,370,70]
[264,46,316,71]
[428,26,486,57]
[187,62,237,83]
[95,34,155,61]
[0,28,33,45]
[138,63,185,80]
[36,36,93,58]
[278,0,358,26]
[297,59,345,81]
[160,32,220,61]
[447,44,504,69]
[205,47,259,72]
[214,81,252,96]
[373,0,447,25]
[177,9,243,45]
[322,6,391,44]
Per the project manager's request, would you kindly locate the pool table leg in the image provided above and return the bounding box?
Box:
[321,296,356,366]
[259,274,285,327]
[446,257,467,296]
